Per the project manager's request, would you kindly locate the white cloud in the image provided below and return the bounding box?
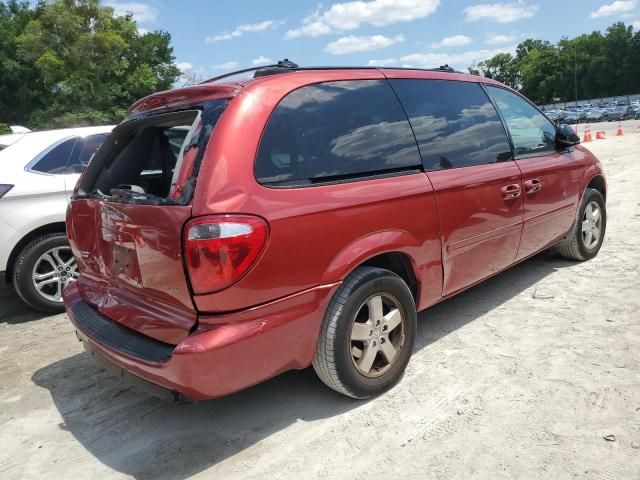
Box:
[465,2,538,23]
[212,61,239,70]
[325,34,405,55]
[176,61,194,73]
[400,45,517,70]
[633,20,640,28]
[286,0,440,38]
[252,56,274,66]
[206,20,282,43]
[104,1,157,23]
[370,44,516,68]
[485,33,517,44]
[590,1,636,18]
[367,58,398,66]
[137,27,149,35]
[431,35,472,48]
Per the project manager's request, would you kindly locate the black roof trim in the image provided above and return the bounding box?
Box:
[200,59,463,84]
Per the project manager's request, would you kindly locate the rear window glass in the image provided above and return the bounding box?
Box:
[255,80,421,185]
[78,99,227,205]
[67,133,109,174]
[390,79,512,170]
[90,111,199,200]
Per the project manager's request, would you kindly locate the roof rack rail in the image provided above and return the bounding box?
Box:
[199,60,462,84]
[200,59,299,84]
[290,64,463,74]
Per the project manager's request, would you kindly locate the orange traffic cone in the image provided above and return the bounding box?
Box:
[583,124,592,142]
[596,131,606,140]
[616,121,624,136]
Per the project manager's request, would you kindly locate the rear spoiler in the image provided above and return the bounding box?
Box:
[128,83,241,116]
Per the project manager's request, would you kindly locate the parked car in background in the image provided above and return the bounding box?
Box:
[0,133,26,151]
[0,126,33,150]
[562,111,581,124]
[606,105,633,121]
[634,107,640,119]
[546,110,566,124]
[0,125,113,312]
[584,108,609,122]
[63,63,607,402]
[10,125,31,134]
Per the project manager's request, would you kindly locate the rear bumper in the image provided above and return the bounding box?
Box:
[64,281,339,400]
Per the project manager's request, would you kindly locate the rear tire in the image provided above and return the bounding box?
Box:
[12,233,76,314]
[558,188,606,261]
[313,267,417,399]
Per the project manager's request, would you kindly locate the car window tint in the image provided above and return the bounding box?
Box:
[486,86,557,156]
[31,137,77,174]
[66,134,108,174]
[390,79,512,171]
[256,80,421,185]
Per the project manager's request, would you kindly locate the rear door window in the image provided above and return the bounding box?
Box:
[485,86,556,156]
[255,80,422,185]
[390,79,512,170]
[31,137,78,174]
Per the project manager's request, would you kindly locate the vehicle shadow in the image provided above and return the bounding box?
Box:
[0,282,49,324]
[32,250,576,480]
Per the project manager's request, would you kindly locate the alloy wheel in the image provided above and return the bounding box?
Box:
[349,293,406,378]
[581,200,602,249]
[31,246,78,303]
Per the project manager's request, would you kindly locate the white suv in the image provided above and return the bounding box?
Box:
[0,125,113,312]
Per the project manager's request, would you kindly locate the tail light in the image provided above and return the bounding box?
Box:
[0,184,13,198]
[184,215,268,294]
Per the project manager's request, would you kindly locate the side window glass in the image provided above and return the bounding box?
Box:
[390,79,512,171]
[67,134,108,174]
[255,80,421,185]
[31,137,77,174]
[486,86,557,155]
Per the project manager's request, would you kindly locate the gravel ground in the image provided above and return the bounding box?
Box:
[1,119,639,480]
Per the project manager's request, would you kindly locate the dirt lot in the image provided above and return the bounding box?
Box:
[1,120,639,480]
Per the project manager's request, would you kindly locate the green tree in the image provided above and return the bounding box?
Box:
[0,0,180,129]
[468,22,640,104]
[0,1,43,126]
[474,53,519,88]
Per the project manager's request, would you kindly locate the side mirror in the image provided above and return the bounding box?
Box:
[556,124,580,147]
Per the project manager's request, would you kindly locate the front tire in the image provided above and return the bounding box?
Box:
[12,233,78,313]
[558,188,606,261]
[313,267,417,399]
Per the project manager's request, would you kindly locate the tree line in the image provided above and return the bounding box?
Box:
[469,22,640,105]
[2,2,639,130]
[0,0,180,130]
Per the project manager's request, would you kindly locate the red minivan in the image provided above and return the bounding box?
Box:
[64,61,607,401]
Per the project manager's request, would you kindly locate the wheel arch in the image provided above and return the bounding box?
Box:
[586,174,606,202]
[320,230,422,305]
[5,222,67,283]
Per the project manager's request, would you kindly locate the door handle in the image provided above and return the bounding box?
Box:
[501,183,521,200]
[524,178,542,194]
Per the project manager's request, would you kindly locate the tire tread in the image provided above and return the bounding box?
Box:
[313,267,405,398]
[12,232,68,313]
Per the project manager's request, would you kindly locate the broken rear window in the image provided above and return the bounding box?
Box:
[76,100,226,205]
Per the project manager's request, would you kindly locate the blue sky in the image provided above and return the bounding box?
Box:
[104,0,640,81]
